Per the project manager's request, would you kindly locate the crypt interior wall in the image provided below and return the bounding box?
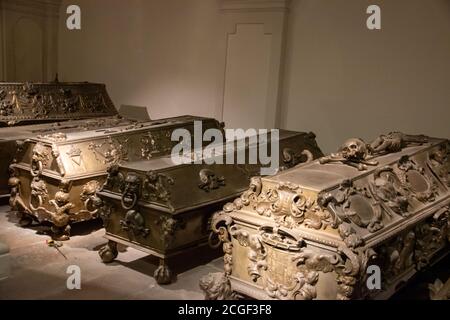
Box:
[57,0,450,152]
[280,0,450,152]
[58,0,223,121]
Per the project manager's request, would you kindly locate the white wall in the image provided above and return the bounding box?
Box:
[56,0,450,153]
[281,0,450,153]
[58,0,222,119]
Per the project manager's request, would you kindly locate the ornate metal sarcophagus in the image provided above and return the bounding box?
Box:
[0,117,134,201]
[96,130,323,284]
[0,81,117,126]
[9,115,224,240]
[0,81,120,200]
[201,133,450,300]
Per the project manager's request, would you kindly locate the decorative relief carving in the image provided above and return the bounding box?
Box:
[198,169,225,192]
[80,180,102,214]
[67,145,82,166]
[120,209,150,238]
[371,166,410,216]
[142,171,174,210]
[223,177,319,229]
[30,177,48,210]
[209,211,235,274]
[80,93,105,112]
[88,136,128,165]
[0,89,14,116]
[429,277,450,300]
[370,132,428,155]
[319,179,383,233]
[0,82,117,125]
[395,155,439,203]
[222,176,262,212]
[120,173,141,210]
[377,230,416,281]
[337,223,364,249]
[414,207,449,268]
[52,144,66,176]
[157,215,186,248]
[102,164,125,191]
[281,148,314,170]
[140,130,172,159]
[429,144,449,187]
[8,167,30,216]
[199,273,235,300]
[203,197,380,300]
[98,202,114,228]
[48,179,75,228]
[230,227,267,282]
[201,134,448,300]
[31,143,50,176]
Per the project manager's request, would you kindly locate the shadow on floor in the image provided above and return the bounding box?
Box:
[6,210,104,238]
[391,254,450,300]
[114,245,222,284]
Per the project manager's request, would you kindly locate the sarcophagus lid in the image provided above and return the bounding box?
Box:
[96,129,323,284]
[0,81,118,126]
[203,132,449,300]
[9,115,224,240]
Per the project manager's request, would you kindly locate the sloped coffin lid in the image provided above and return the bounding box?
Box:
[0,82,118,126]
[266,137,445,192]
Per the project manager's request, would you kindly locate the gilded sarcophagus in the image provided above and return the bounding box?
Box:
[0,81,120,200]
[96,130,323,284]
[8,115,224,240]
[0,81,117,126]
[201,133,450,300]
[0,117,134,201]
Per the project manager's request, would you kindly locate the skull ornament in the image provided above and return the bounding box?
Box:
[339,138,368,161]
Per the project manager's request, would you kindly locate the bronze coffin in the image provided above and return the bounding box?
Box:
[201,133,450,300]
[96,130,323,284]
[9,115,223,240]
[0,117,134,200]
[0,81,120,200]
[0,81,117,126]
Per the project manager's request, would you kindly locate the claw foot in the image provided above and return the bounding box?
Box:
[51,225,71,241]
[98,240,118,263]
[154,259,172,284]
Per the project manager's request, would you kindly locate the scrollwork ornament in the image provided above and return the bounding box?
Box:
[395,155,439,203]
[320,179,383,233]
[229,227,267,282]
[199,272,236,300]
[371,166,411,217]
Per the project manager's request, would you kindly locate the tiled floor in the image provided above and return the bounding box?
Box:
[0,205,448,300]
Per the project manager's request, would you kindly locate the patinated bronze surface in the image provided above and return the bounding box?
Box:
[9,115,224,240]
[201,133,449,300]
[96,130,323,284]
[0,117,135,200]
[0,81,117,126]
[0,81,121,200]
